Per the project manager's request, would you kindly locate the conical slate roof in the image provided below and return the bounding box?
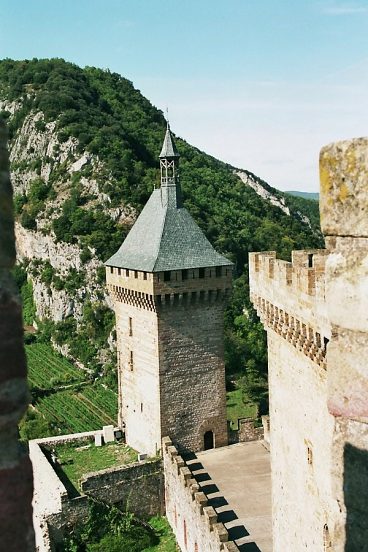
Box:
[105,124,232,272]
[105,189,232,271]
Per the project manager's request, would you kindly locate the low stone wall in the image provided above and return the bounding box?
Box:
[30,431,164,551]
[29,439,69,551]
[163,436,238,552]
[228,415,270,445]
[80,458,164,518]
[46,495,89,549]
[228,417,264,444]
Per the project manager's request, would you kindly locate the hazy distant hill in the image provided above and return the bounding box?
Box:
[287,191,319,201]
[0,58,323,401]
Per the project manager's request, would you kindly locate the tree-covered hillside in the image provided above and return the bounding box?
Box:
[0,58,323,414]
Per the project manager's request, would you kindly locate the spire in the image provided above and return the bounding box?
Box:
[159,121,180,159]
[159,120,181,205]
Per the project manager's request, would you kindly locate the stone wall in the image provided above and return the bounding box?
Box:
[107,267,231,455]
[228,417,264,444]
[29,438,69,551]
[162,437,238,552]
[30,432,164,550]
[267,332,335,551]
[250,136,368,551]
[249,245,336,550]
[45,458,164,548]
[80,458,164,518]
[320,137,368,552]
[46,495,89,549]
[249,248,330,369]
[0,119,35,551]
[114,299,162,455]
[158,300,228,453]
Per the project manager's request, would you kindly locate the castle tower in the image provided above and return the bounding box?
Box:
[249,138,368,551]
[105,124,232,455]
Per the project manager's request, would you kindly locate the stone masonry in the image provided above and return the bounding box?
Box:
[250,137,368,551]
[30,431,164,550]
[107,249,232,456]
[162,436,237,552]
[0,119,35,550]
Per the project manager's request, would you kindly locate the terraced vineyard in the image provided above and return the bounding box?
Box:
[23,343,118,437]
[36,385,118,434]
[26,343,86,389]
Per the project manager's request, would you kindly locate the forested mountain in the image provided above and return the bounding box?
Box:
[286,191,319,201]
[0,58,323,412]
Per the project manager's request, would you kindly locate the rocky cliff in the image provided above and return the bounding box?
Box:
[6,104,113,323]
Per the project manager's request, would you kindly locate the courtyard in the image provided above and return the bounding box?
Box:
[187,441,272,552]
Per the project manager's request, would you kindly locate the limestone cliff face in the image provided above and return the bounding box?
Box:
[235,169,313,228]
[14,222,108,321]
[6,106,121,328]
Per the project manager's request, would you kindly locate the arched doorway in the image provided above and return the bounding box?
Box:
[204,430,214,450]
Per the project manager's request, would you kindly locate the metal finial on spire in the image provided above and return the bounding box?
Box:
[166,107,170,128]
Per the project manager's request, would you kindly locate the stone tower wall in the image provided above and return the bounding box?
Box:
[250,137,368,551]
[266,331,335,550]
[320,138,368,552]
[158,299,228,452]
[107,268,231,455]
[114,299,161,455]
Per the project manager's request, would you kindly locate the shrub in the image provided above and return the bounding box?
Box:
[19,408,53,441]
[21,280,37,325]
[61,502,158,552]
[40,261,54,286]
[14,193,27,215]
[20,209,37,230]
[28,177,50,202]
[80,248,92,263]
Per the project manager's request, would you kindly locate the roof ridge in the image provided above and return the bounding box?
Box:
[152,189,170,271]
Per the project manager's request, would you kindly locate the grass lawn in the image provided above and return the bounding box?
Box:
[143,516,178,552]
[226,387,258,429]
[53,441,137,491]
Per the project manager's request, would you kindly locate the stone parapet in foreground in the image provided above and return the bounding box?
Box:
[162,436,238,552]
[320,137,368,552]
[0,119,35,550]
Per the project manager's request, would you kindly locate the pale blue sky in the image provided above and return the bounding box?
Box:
[1,0,368,191]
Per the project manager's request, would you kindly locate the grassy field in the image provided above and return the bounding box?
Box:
[53,441,137,490]
[226,387,258,428]
[26,342,257,440]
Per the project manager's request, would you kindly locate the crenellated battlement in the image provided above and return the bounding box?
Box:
[249,249,331,368]
[162,437,238,551]
[250,249,328,298]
